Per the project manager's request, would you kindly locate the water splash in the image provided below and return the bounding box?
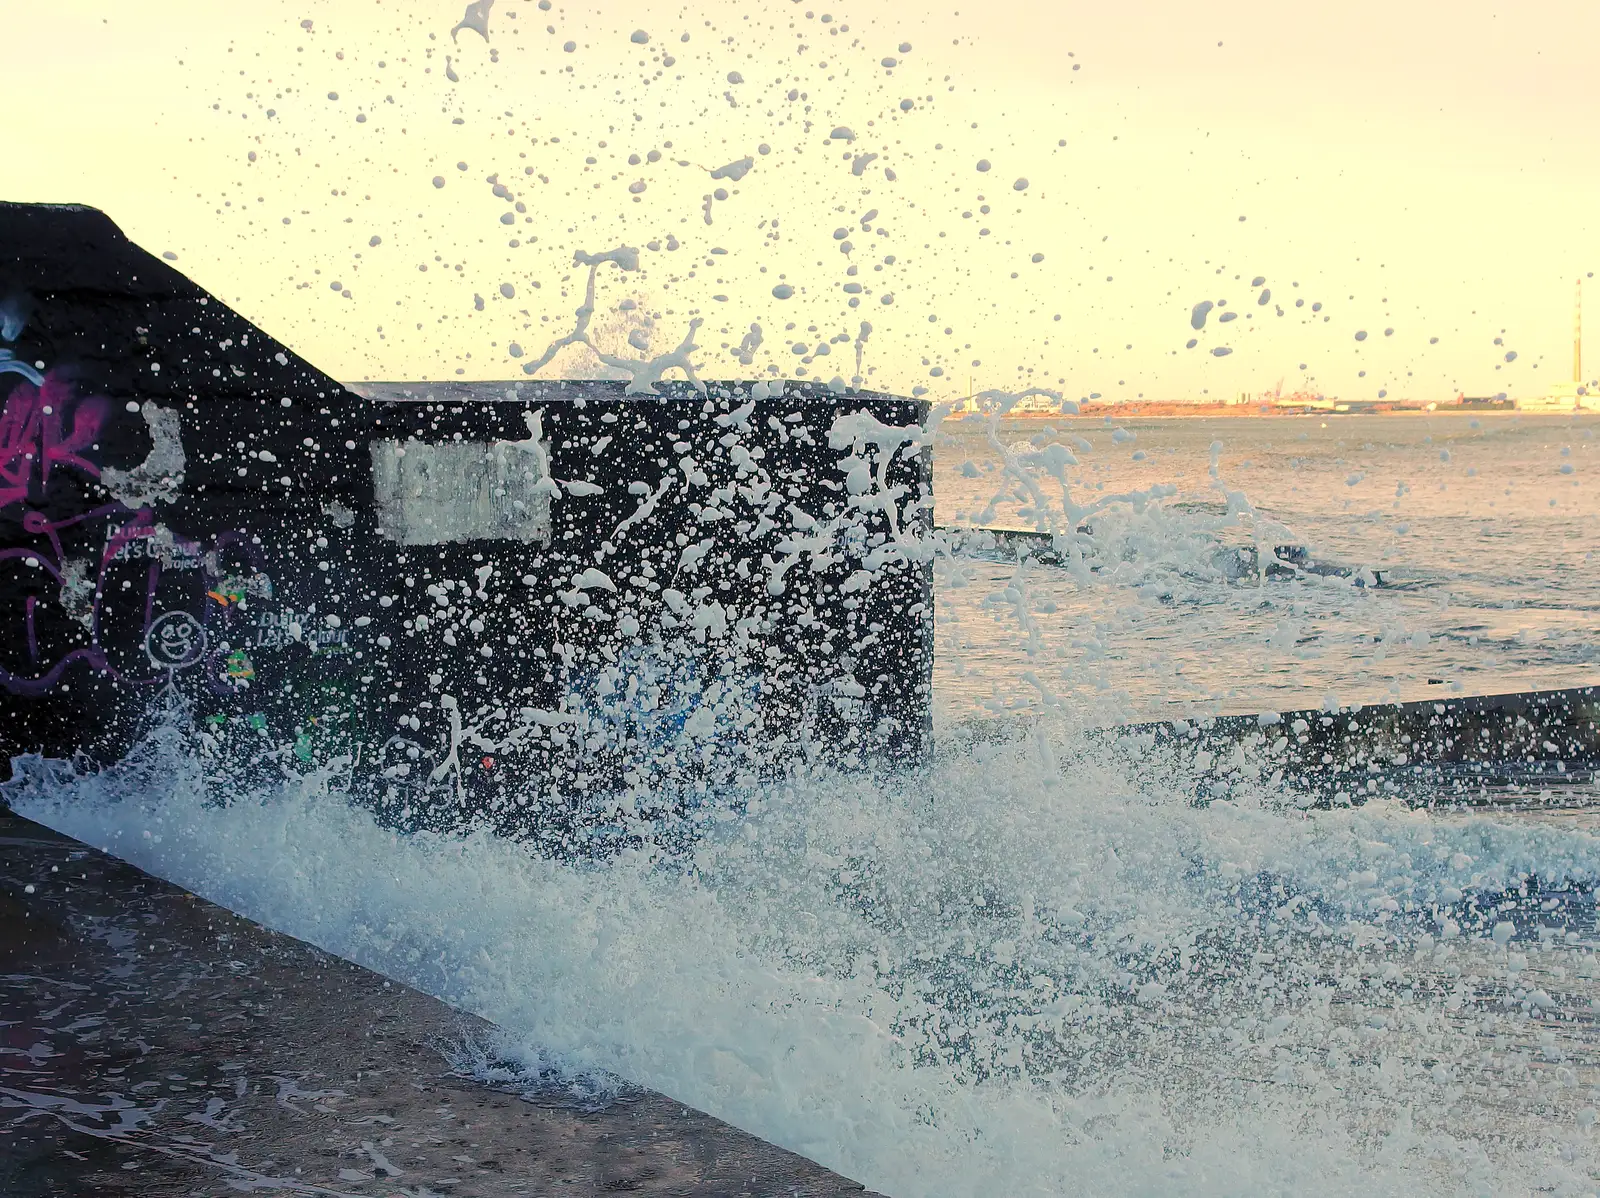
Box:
[518,248,705,396]
[450,0,493,44]
[13,719,1600,1197]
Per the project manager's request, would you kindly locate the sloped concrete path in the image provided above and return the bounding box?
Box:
[0,813,879,1197]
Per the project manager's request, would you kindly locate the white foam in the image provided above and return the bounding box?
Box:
[13,724,1600,1198]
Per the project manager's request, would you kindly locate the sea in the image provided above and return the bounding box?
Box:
[13,406,1600,1197]
[935,411,1600,724]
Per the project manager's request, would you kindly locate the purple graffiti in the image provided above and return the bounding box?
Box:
[2,508,267,698]
[0,538,111,695]
[0,373,109,510]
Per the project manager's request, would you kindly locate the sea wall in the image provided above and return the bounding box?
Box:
[0,203,933,840]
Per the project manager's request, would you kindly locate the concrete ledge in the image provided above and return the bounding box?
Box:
[0,813,878,1197]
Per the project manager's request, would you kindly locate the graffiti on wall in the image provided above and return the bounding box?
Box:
[0,374,109,511]
[2,507,276,696]
[0,309,265,702]
[0,296,39,386]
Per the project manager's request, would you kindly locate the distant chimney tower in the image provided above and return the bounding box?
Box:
[1577,278,1585,385]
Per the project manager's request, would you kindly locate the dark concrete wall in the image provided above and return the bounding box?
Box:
[1124,686,1600,806]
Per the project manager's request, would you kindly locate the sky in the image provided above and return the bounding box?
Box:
[5,0,1598,405]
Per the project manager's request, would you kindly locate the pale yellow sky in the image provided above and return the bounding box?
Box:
[5,0,1597,404]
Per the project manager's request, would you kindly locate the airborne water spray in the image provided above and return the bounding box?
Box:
[10,2,1600,1197]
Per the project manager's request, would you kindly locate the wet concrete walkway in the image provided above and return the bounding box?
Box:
[0,813,878,1197]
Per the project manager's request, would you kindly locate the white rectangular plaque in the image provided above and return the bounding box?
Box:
[370,438,552,545]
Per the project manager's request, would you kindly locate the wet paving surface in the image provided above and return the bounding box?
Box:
[0,813,877,1197]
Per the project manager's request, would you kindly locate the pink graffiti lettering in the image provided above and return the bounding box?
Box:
[0,374,109,510]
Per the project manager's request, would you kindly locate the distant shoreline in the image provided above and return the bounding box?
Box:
[988,405,1589,420]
